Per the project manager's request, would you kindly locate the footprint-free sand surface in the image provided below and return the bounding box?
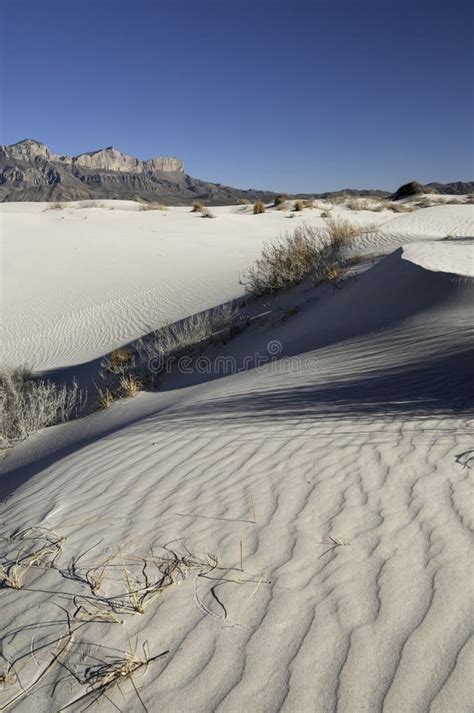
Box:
[0,199,473,712]
[2,200,472,370]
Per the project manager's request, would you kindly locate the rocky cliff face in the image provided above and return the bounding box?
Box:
[0,139,276,204]
[1,139,184,173]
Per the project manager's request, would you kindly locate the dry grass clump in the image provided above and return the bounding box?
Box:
[325,264,345,283]
[96,387,116,410]
[388,201,411,213]
[119,374,143,398]
[140,202,166,211]
[191,201,204,212]
[324,216,361,246]
[245,219,358,295]
[77,201,107,209]
[247,216,362,295]
[253,200,266,214]
[201,208,215,218]
[106,348,133,373]
[137,304,239,374]
[347,198,367,211]
[273,194,288,207]
[57,642,169,712]
[45,201,65,210]
[293,200,304,212]
[0,368,82,451]
[0,527,63,589]
[303,199,315,209]
[413,198,433,209]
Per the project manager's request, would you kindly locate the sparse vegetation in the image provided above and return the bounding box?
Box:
[201,208,216,218]
[273,194,288,207]
[45,201,65,211]
[96,386,116,410]
[245,219,359,295]
[119,374,143,398]
[324,216,361,246]
[0,368,82,452]
[107,348,134,373]
[347,198,368,211]
[388,202,412,213]
[137,304,239,375]
[303,199,315,209]
[140,202,167,211]
[293,200,304,212]
[192,201,204,212]
[253,200,266,214]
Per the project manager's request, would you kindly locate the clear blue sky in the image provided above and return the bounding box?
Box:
[1,0,472,192]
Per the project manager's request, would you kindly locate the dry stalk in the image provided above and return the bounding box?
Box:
[57,643,169,712]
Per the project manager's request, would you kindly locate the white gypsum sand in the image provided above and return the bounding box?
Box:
[2,200,472,371]
[0,199,473,712]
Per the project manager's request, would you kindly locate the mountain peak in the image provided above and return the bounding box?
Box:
[0,140,185,174]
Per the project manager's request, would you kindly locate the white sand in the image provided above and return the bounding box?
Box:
[0,200,473,712]
[3,200,471,371]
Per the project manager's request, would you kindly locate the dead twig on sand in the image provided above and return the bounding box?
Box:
[0,609,76,711]
[0,527,64,590]
[57,642,169,712]
[455,449,474,469]
[317,536,350,559]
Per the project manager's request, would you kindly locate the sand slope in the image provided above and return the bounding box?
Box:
[2,201,471,371]
[1,242,472,712]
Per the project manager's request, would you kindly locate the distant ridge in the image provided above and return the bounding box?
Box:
[0,139,277,205]
[0,140,472,204]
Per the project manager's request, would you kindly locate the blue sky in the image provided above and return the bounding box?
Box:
[1,0,472,192]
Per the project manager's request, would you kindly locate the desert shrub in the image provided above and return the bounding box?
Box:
[413,198,434,209]
[108,348,133,372]
[253,201,266,214]
[347,198,368,211]
[96,387,116,410]
[303,199,315,209]
[137,304,239,375]
[140,202,166,211]
[245,220,359,295]
[320,210,330,218]
[201,208,216,218]
[293,200,304,212]
[119,374,143,398]
[192,201,204,213]
[77,201,107,209]
[274,194,288,207]
[389,202,411,212]
[324,216,361,246]
[45,201,64,210]
[0,368,82,451]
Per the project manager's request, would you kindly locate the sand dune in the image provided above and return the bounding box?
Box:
[1,233,472,711]
[4,200,471,371]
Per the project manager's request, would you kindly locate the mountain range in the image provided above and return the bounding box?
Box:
[0,139,472,204]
